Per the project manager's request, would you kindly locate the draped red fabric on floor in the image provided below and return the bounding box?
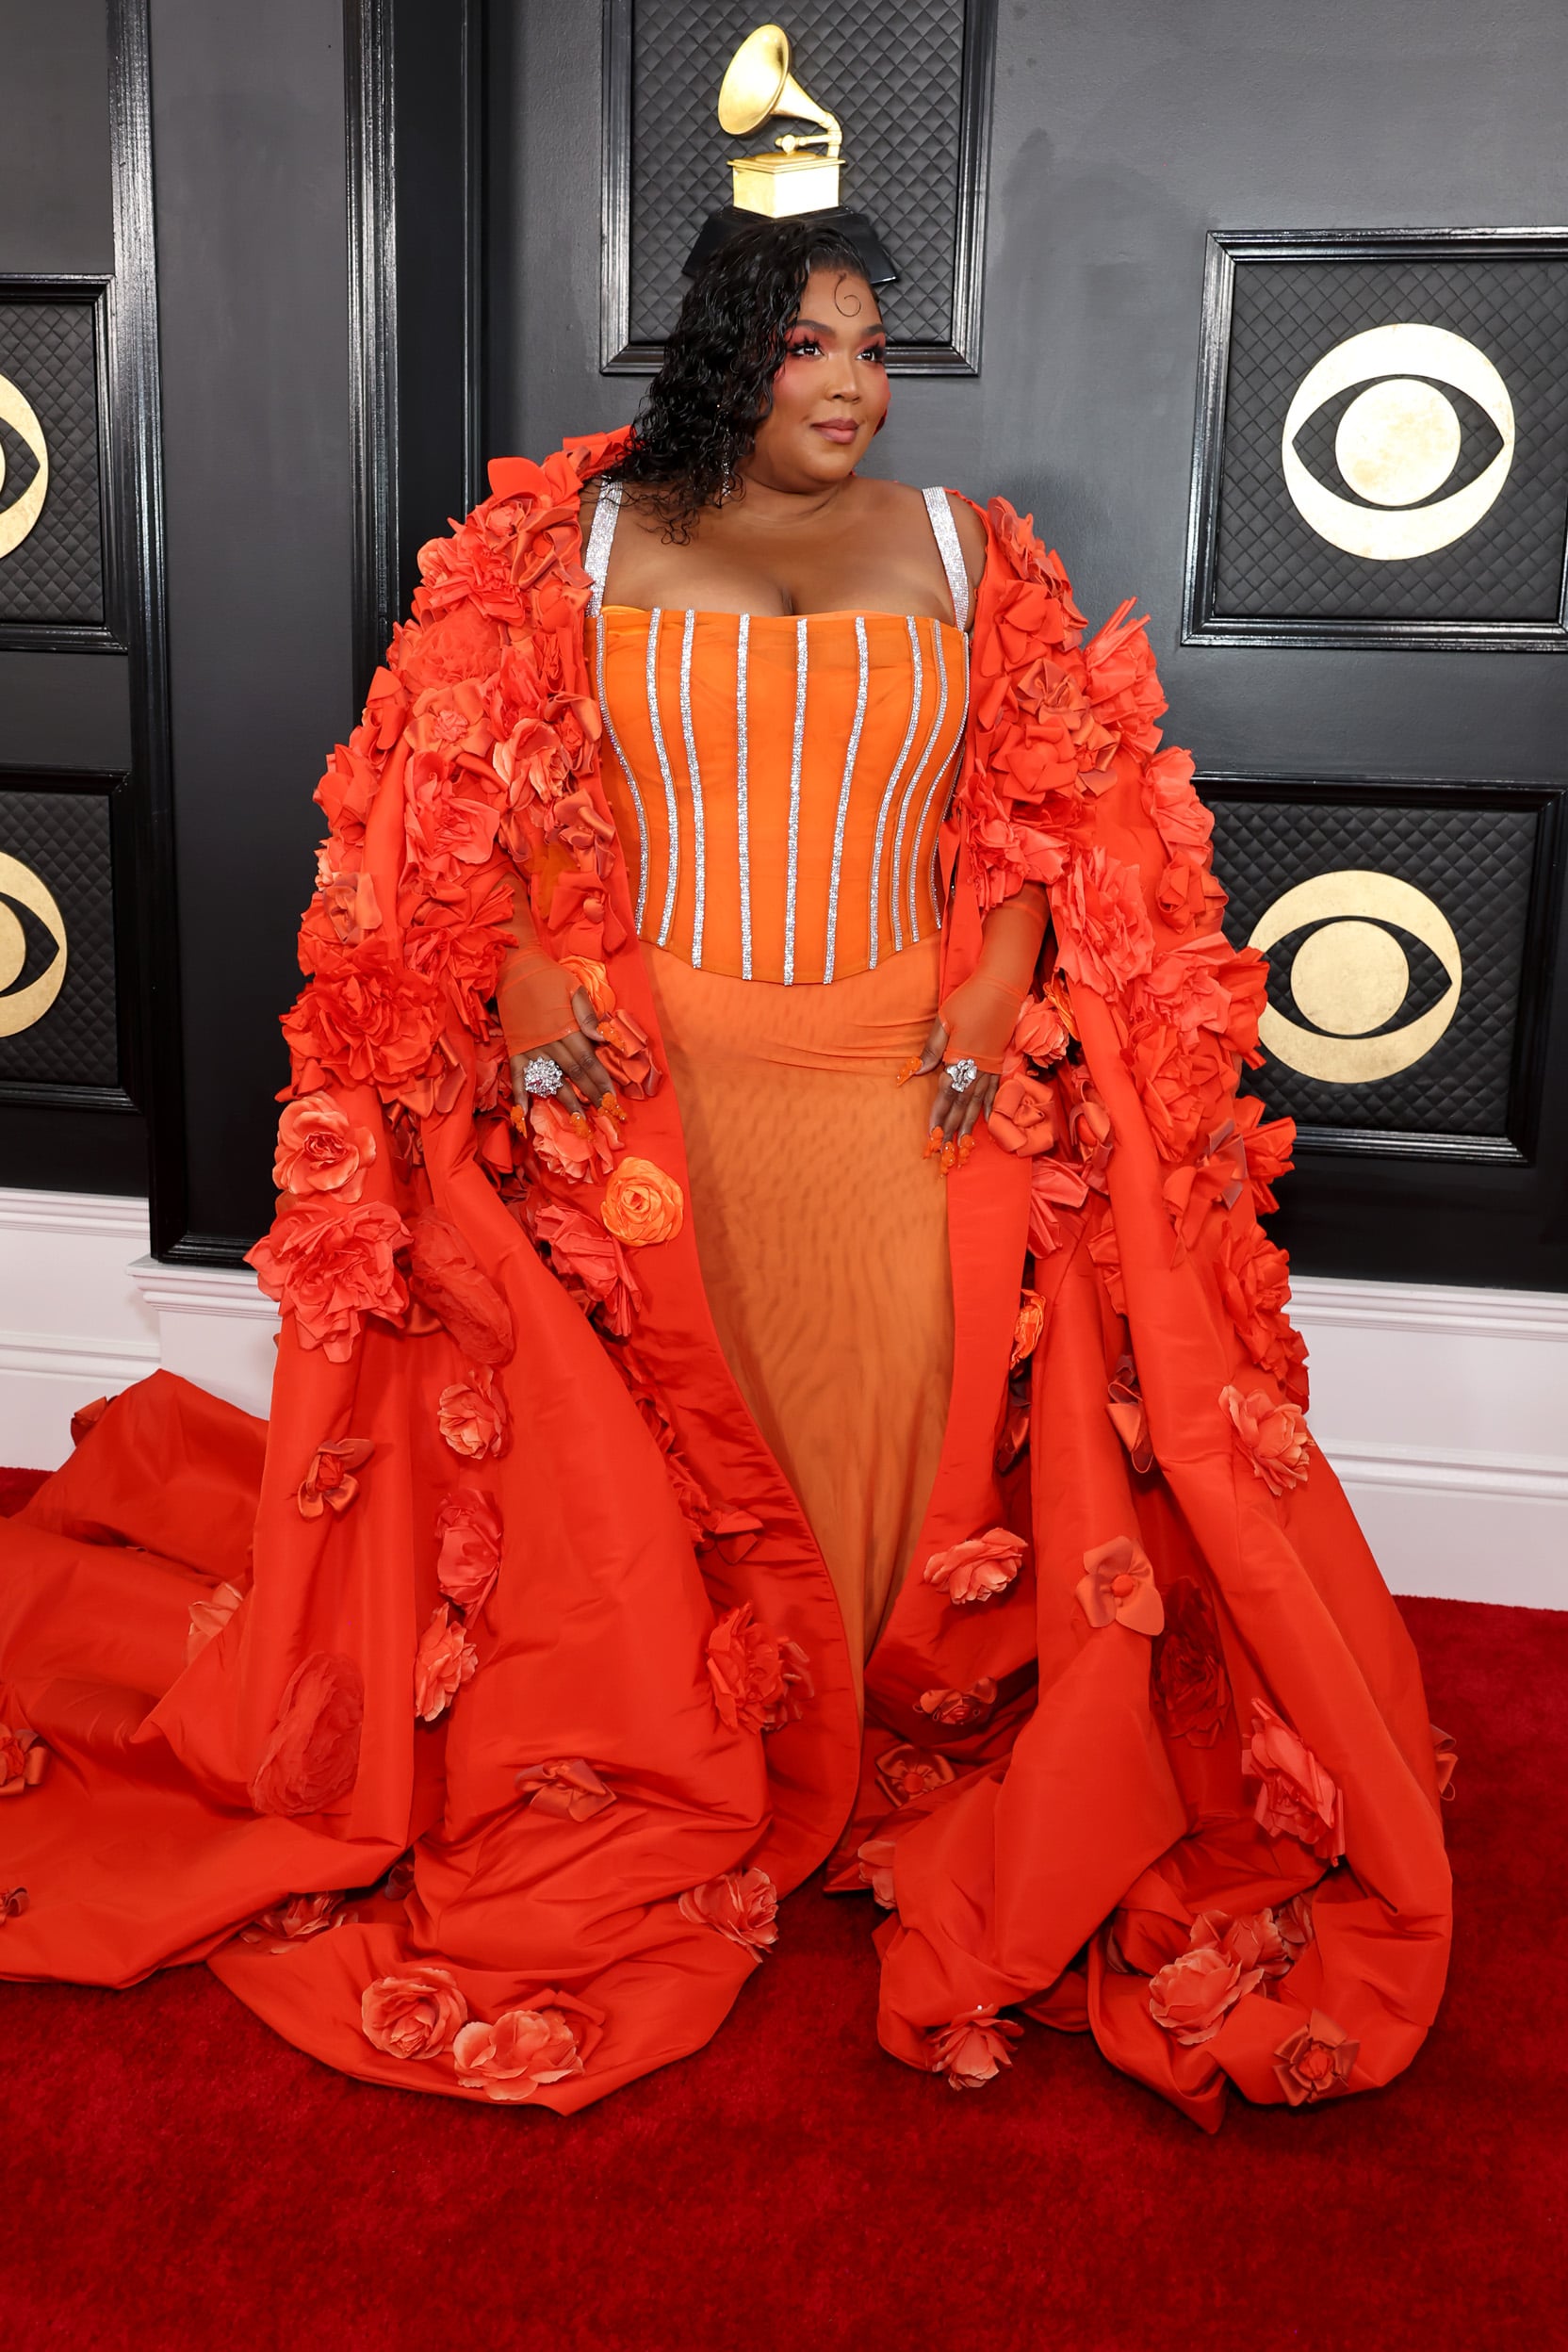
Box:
[0,434,1449,2127]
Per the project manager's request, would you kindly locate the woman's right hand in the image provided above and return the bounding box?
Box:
[510,988,622,1122]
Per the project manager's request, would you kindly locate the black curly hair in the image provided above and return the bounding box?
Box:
[604,217,880,539]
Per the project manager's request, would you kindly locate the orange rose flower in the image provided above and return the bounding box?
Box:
[595,1005,661,1098]
[1277,1890,1317,1957]
[1273,2010,1360,2106]
[677,1867,778,1953]
[1216,1223,1310,1409]
[514,1757,617,1821]
[2,1886,29,1921]
[272,1094,378,1202]
[874,1743,957,1805]
[1051,846,1155,995]
[988,1066,1058,1158]
[280,936,446,1102]
[249,1652,364,1817]
[928,2005,1023,2090]
[414,1602,479,1723]
[1149,1936,1262,2046]
[297,1438,374,1518]
[705,1603,789,1733]
[1220,1381,1312,1497]
[239,1891,351,1952]
[1076,1534,1165,1637]
[0,1723,29,1791]
[1152,1576,1230,1747]
[601,1156,684,1248]
[529,1197,642,1336]
[1190,1907,1292,1982]
[361,1965,468,2060]
[452,1993,602,2102]
[923,1527,1026,1606]
[247,1200,409,1364]
[561,954,614,1015]
[434,1488,502,1615]
[1245,1698,1345,1861]
[1010,1289,1045,1368]
[1141,744,1213,858]
[916,1678,998,1730]
[529,1096,620,1184]
[437,1365,509,1460]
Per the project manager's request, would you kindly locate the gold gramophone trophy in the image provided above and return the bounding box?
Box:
[683,24,897,286]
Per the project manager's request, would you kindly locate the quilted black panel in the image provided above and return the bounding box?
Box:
[0,787,119,1087]
[625,0,966,349]
[1209,792,1538,1138]
[1210,255,1568,624]
[0,300,106,628]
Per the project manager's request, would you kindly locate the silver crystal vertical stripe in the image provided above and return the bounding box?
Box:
[678,608,707,968]
[867,615,923,971]
[782,613,808,986]
[645,607,681,948]
[596,610,649,929]
[890,621,950,952]
[735,612,753,979]
[910,628,969,939]
[821,615,869,986]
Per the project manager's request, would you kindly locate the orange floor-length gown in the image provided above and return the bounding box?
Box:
[0,430,1452,2128]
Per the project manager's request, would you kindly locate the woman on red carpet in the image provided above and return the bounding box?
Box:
[0,220,1451,2126]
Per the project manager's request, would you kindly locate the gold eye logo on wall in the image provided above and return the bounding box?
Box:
[1282,323,1514,562]
[0,369,50,558]
[1248,870,1462,1084]
[0,852,68,1036]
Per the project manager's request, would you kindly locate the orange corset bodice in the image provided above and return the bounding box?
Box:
[591,606,969,985]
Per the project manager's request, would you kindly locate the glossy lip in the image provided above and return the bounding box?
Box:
[810,419,860,443]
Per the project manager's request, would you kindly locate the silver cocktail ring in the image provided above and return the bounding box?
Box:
[944,1057,979,1094]
[522,1054,565,1098]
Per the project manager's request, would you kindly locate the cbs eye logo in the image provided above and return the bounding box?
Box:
[0,853,69,1037]
[1248,871,1462,1085]
[0,368,50,558]
[1282,323,1514,562]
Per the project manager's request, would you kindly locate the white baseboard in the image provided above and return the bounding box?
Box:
[2,1189,1564,1609]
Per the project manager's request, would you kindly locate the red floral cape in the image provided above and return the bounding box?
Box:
[0,432,1450,2128]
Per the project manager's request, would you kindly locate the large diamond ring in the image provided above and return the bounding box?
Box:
[944,1057,979,1094]
[522,1054,564,1098]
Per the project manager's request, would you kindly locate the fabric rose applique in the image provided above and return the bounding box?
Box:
[1076,1534,1165,1636]
[414,1603,479,1723]
[923,1528,1025,1606]
[0,1724,47,1796]
[437,1365,508,1460]
[361,1965,468,2060]
[272,1093,377,1202]
[239,1891,352,1952]
[297,1438,373,1518]
[917,1678,998,1730]
[433,1488,502,1615]
[452,1993,602,2103]
[1245,1698,1346,1862]
[1220,1382,1312,1497]
[1147,1908,1289,2047]
[246,1200,410,1364]
[514,1758,616,1821]
[928,2005,1023,2091]
[1273,2010,1360,2105]
[705,1604,811,1734]
[1152,1576,1231,1747]
[678,1868,778,1953]
[600,1156,684,1248]
[249,1651,364,1817]
[875,1744,957,1806]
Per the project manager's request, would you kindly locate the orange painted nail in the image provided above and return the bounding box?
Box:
[894,1054,921,1086]
[923,1127,944,1159]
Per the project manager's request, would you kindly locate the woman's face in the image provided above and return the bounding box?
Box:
[746,266,889,493]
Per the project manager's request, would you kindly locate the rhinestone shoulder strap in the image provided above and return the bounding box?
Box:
[584,477,623,616]
[922,484,972,633]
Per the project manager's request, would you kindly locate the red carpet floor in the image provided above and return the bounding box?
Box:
[3,1463,1564,2352]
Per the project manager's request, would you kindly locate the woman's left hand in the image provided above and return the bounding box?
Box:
[902,1017,999,1169]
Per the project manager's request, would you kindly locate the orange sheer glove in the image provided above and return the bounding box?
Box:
[498,874,618,1119]
[903,883,1050,1168]
[497,874,578,1057]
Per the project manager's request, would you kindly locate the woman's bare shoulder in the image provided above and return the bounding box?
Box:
[875,475,988,584]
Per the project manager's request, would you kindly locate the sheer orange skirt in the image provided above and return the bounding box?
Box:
[645,936,953,1670]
